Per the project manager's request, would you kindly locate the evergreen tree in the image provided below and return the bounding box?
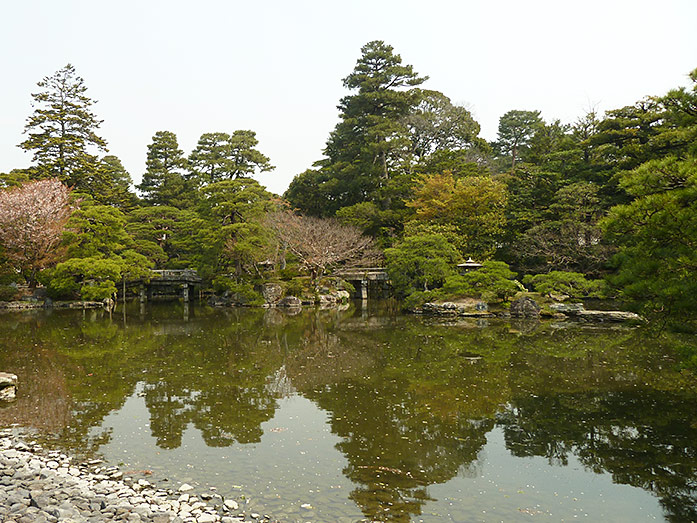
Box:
[19,64,108,191]
[96,155,138,210]
[317,40,427,211]
[138,131,193,208]
[495,110,543,168]
[188,130,273,186]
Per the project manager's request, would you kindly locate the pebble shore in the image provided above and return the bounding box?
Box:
[0,428,275,523]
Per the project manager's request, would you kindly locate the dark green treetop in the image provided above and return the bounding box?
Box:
[138,131,194,208]
[188,131,273,186]
[19,64,109,193]
[495,109,543,168]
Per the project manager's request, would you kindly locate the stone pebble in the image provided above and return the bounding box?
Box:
[0,428,280,523]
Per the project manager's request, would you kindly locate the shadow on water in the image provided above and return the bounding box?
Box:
[1,302,697,521]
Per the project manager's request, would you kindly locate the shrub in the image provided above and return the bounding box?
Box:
[0,285,18,301]
[403,290,439,310]
[385,233,459,297]
[439,261,518,302]
[523,271,607,298]
[341,279,356,295]
[213,276,265,306]
[283,277,307,297]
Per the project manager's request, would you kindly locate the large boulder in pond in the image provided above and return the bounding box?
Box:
[278,296,302,308]
[510,296,541,318]
[0,372,17,401]
[260,282,283,304]
[550,302,585,315]
[577,310,643,323]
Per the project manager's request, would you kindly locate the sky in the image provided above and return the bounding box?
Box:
[2,0,696,195]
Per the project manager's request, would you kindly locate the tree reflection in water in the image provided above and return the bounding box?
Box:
[1,304,697,521]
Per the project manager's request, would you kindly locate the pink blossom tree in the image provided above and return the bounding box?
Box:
[0,179,73,286]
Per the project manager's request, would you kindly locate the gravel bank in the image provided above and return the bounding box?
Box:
[0,428,274,523]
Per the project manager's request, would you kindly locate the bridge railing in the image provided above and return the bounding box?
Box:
[150,269,201,281]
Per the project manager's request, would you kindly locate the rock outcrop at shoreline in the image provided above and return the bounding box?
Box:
[412,298,643,323]
[0,429,269,523]
[0,300,108,311]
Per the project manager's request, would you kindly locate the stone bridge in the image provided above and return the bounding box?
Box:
[129,269,203,302]
[333,267,391,299]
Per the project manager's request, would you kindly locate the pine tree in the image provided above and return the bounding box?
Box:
[138,131,193,208]
[19,64,107,191]
[321,41,427,210]
[188,130,273,185]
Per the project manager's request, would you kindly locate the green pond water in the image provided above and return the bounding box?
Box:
[1,302,696,522]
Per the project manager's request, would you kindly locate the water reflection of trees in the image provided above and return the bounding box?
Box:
[3,307,697,522]
[294,318,510,522]
[498,390,697,522]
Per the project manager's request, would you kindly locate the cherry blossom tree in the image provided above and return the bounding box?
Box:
[0,179,74,286]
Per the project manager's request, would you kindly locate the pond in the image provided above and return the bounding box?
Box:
[1,302,696,522]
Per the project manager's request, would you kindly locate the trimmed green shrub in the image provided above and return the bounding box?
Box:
[523,271,607,298]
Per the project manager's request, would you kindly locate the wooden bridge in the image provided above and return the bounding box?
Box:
[129,269,203,302]
[333,267,390,299]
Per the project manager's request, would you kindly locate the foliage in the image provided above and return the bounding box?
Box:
[602,155,697,321]
[211,276,265,306]
[96,156,138,210]
[19,64,108,195]
[126,206,209,269]
[495,109,543,168]
[515,181,613,275]
[283,277,307,298]
[63,204,133,258]
[406,171,507,257]
[439,261,518,302]
[47,252,152,300]
[404,90,481,161]
[402,289,439,309]
[384,233,459,296]
[138,131,193,208]
[522,271,607,298]
[0,179,74,285]
[188,131,273,186]
[287,40,427,214]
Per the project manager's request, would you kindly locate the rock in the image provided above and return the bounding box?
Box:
[318,294,336,305]
[549,302,585,315]
[0,372,17,401]
[277,296,302,308]
[549,292,570,302]
[577,310,643,323]
[259,283,283,304]
[0,429,270,523]
[509,297,541,318]
[178,483,194,492]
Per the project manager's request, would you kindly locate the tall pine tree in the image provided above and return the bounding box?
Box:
[138,131,193,208]
[19,64,108,192]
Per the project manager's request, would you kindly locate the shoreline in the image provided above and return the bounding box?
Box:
[0,428,271,523]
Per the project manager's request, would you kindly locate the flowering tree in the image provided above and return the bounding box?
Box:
[0,179,73,285]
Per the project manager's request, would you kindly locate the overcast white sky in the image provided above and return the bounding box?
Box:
[2,0,696,195]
